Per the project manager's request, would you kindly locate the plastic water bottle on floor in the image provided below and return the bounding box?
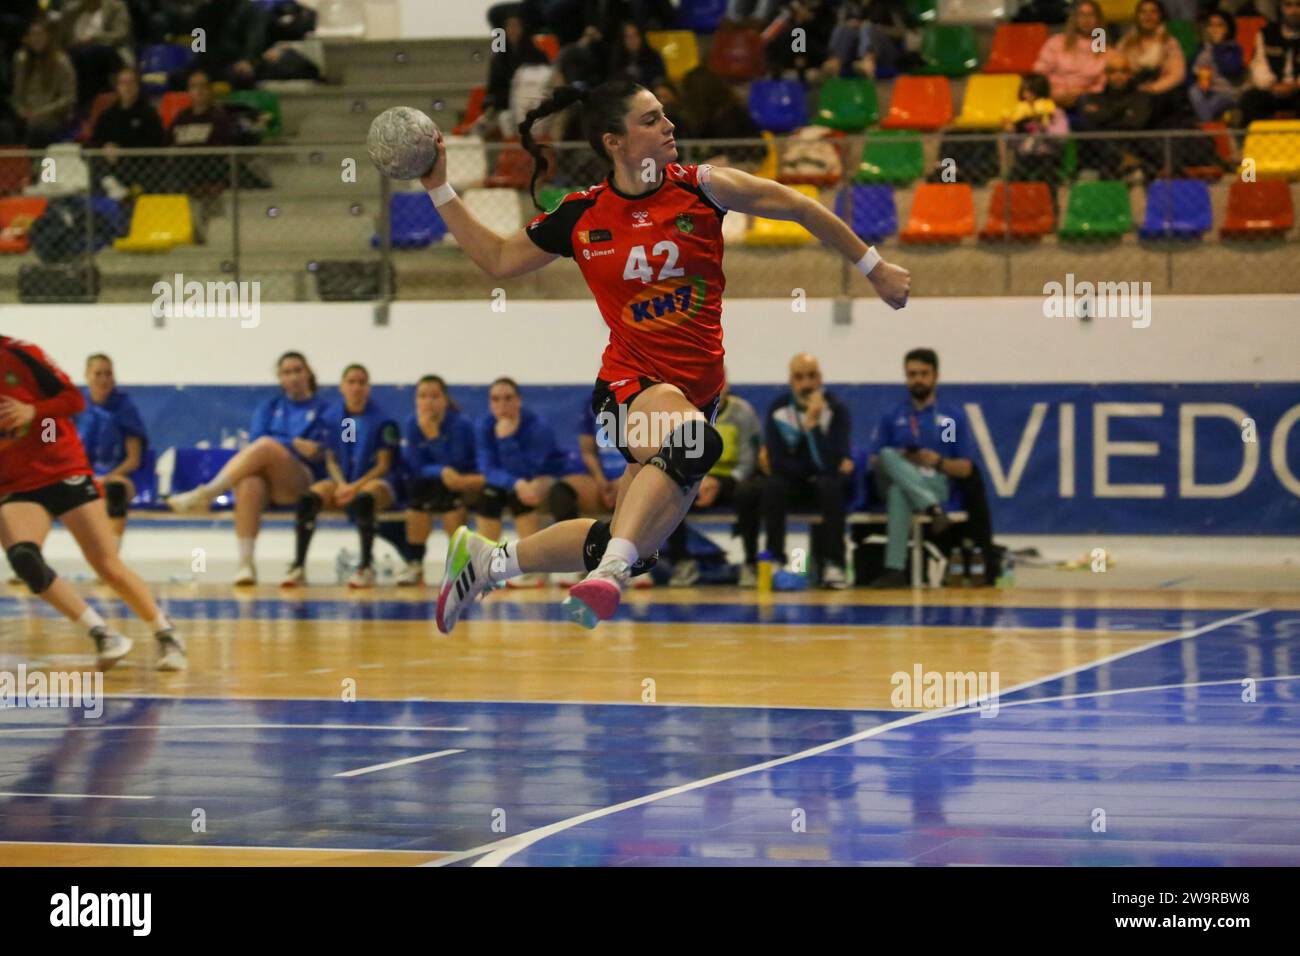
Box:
[997,555,1017,588]
[335,548,357,583]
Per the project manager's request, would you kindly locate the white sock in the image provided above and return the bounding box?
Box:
[603,537,639,568]
[237,537,255,566]
[488,541,522,583]
[78,607,106,632]
[151,613,172,634]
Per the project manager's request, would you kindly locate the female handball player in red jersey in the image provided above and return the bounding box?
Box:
[427,78,910,632]
[0,337,186,670]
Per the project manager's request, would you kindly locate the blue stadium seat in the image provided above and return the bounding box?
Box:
[835,185,898,243]
[138,44,196,96]
[677,0,727,32]
[91,195,127,237]
[1138,179,1212,240]
[170,447,237,509]
[748,79,808,134]
[371,191,448,249]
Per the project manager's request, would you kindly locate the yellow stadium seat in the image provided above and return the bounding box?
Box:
[755,131,779,180]
[113,194,194,252]
[1095,0,1136,23]
[1239,120,1300,180]
[646,30,700,84]
[950,74,1022,130]
[745,184,818,246]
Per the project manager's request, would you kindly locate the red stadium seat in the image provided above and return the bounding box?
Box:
[0,150,30,195]
[78,91,118,144]
[706,25,766,81]
[534,34,560,62]
[1236,16,1266,64]
[0,195,48,253]
[983,23,1048,74]
[484,140,549,189]
[1183,121,1234,180]
[901,182,975,242]
[160,91,192,129]
[1220,179,1294,238]
[880,76,953,131]
[453,86,487,135]
[980,181,1054,239]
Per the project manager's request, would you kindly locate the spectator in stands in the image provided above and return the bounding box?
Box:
[866,348,974,590]
[1005,72,1070,187]
[56,0,133,111]
[1241,0,1300,123]
[123,0,167,46]
[725,0,781,26]
[557,24,608,89]
[609,21,667,89]
[168,69,234,195]
[1034,0,1107,113]
[1188,10,1247,123]
[89,65,165,197]
[761,353,854,590]
[475,378,569,584]
[484,12,551,125]
[396,375,483,587]
[674,66,761,163]
[191,0,269,91]
[823,1,920,80]
[1075,49,1159,180]
[766,0,835,85]
[11,19,76,150]
[1117,0,1190,126]
[666,382,764,588]
[77,353,149,550]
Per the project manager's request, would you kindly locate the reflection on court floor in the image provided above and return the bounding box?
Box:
[0,586,1296,866]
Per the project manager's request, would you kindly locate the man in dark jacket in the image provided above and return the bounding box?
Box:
[761,353,854,589]
[89,66,165,195]
[1241,0,1300,123]
[1074,50,1159,180]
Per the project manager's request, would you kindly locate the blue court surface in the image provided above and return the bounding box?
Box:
[0,597,1296,866]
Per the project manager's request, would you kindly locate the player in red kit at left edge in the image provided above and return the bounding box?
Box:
[0,336,187,670]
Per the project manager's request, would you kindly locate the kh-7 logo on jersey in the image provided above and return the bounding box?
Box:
[620,275,707,331]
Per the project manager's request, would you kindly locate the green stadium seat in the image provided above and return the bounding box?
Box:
[919,24,979,75]
[854,131,925,184]
[907,0,938,24]
[1058,180,1131,239]
[223,89,283,140]
[1165,20,1199,63]
[813,77,879,132]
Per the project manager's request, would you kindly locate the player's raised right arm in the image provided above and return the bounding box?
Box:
[419,134,557,280]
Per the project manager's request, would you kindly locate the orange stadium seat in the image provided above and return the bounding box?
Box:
[534,34,560,62]
[983,23,1048,74]
[901,182,975,242]
[880,76,953,131]
[160,91,192,129]
[78,91,118,144]
[980,181,1054,239]
[1236,16,1266,64]
[0,196,48,253]
[453,86,487,135]
[485,141,548,189]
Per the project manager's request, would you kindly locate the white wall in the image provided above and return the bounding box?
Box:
[6,295,1298,385]
[399,0,493,38]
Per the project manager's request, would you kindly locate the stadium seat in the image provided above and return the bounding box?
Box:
[372,191,447,249]
[1058,180,1131,239]
[900,182,976,242]
[677,0,727,33]
[1240,120,1300,179]
[1095,0,1135,23]
[169,447,236,507]
[78,91,118,144]
[646,30,700,83]
[813,77,879,131]
[537,185,569,213]
[746,184,818,245]
[880,76,953,130]
[160,92,192,129]
[907,0,939,23]
[1138,178,1212,239]
[1236,16,1266,63]
[1220,179,1294,238]
[223,89,283,140]
[1165,19,1198,62]
[706,25,766,81]
[855,131,925,183]
[835,184,898,242]
[937,0,1013,23]
[979,181,1054,239]
[1059,136,1078,180]
[91,195,127,237]
[534,33,560,62]
[113,195,194,252]
[748,79,808,133]
[919,24,979,75]
[138,43,195,96]
[444,135,488,186]
[485,142,547,189]
[458,188,524,236]
[951,74,1021,130]
[755,131,779,180]
[453,86,487,135]
[983,23,1048,74]
[0,196,48,254]
[0,150,31,195]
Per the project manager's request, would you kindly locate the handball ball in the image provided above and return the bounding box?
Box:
[367,106,441,180]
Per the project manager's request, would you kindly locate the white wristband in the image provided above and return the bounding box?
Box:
[855,247,882,277]
[427,183,456,207]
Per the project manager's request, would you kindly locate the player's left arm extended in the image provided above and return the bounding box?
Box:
[704,166,911,310]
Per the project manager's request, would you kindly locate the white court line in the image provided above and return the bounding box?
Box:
[0,792,153,800]
[0,723,469,736]
[0,839,447,855]
[334,748,464,778]
[424,606,1270,868]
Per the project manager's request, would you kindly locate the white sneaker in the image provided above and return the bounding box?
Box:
[435,526,500,634]
[155,632,188,672]
[167,487,213,514]
[821,564,848,590]
[92,628,133,669]
[668,559,700,587]
[280,564,306,588]
[347,566,376,589]
[395,560,424,586]
[563,558,631,630]
[506,571,547,589]
[233,563,257,586]
[738,563,758,588]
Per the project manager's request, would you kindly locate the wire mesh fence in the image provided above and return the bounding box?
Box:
[0,127,1296,306]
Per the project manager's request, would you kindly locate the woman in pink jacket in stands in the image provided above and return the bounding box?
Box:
[1033,0,1108,111]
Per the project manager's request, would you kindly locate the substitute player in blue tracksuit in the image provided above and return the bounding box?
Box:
[286,363,400,589]
[77,353,149,549]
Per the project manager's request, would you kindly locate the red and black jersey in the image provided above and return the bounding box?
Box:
[0,336,92,496]
[526,162,728,407]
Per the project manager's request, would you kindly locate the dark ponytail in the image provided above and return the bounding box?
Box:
[518,78,646,211]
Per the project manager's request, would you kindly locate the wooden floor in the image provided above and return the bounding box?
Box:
[2,581,1297,866]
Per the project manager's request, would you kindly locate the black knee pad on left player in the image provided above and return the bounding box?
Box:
[7,541,57,594]
[581,520,658,577]
[352,492,376,529]
[104,481,128,518]
[548,481,579,522]
[296,491,322,524]
[647,421,724,489]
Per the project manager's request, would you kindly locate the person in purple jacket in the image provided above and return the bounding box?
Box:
[395,376,483,587]
[1188,10,1246,124]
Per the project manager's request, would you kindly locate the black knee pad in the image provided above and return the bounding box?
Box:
[296,491,322,524]
[548,481,579,521]
[477,485,506,519]
[581,520,658,577]
[647,421,724,490]
[7,541,57,594]
[353,492,376,528]
[104,481,128,518]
